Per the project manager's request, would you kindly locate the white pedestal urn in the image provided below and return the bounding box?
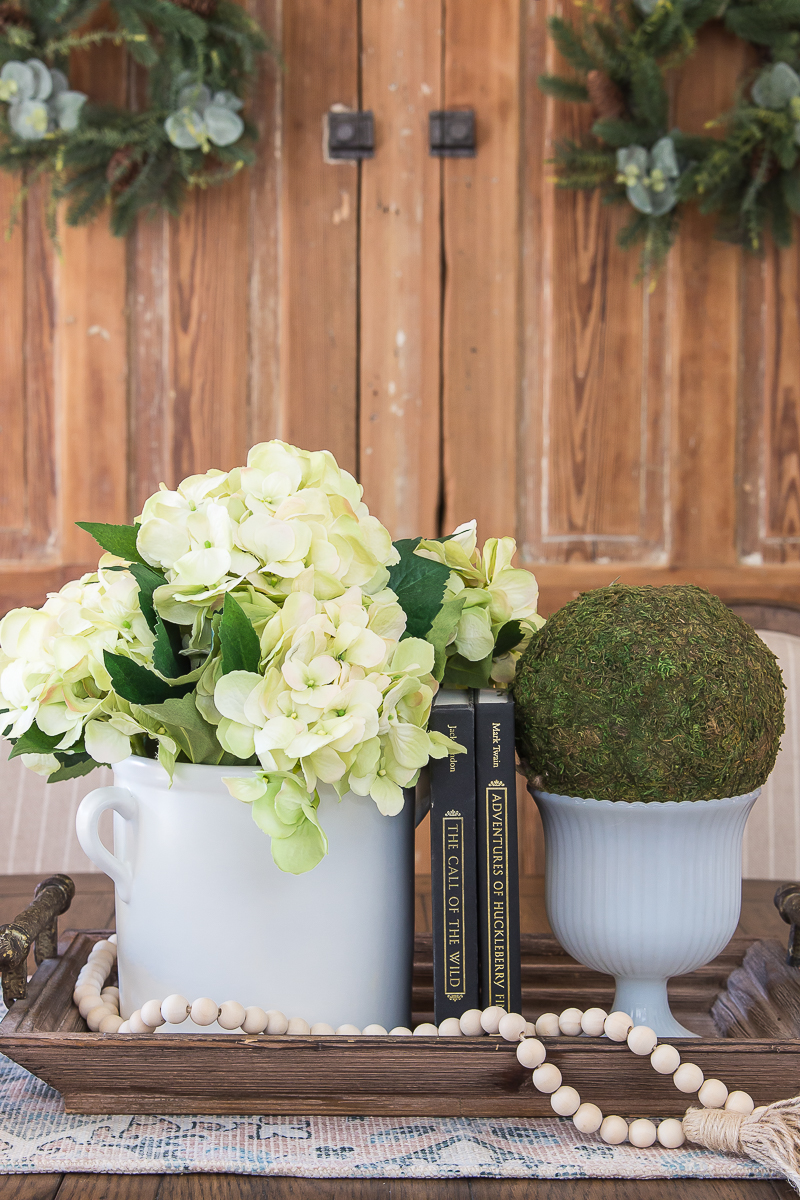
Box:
[76,755,415,1032]
[532,787,761,1038]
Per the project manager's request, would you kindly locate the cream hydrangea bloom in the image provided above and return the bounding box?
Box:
[218,585,462,872]
[136,440,399,624]
[0,557,155,764]
[416,520,545,683]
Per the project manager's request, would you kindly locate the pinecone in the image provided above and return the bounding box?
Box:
[172,0,218,16]
[750,145,780,184]
[586,69,626,121]
[106,147,140,194]
[0,2,31,32]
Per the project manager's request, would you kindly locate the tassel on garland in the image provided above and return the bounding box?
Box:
[684,1097,800,1192]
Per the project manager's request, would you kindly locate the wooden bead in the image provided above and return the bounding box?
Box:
[629,1119,657,1148]
[242,1007,269,1034]
[93,940,115,956]
[516,1037,546,1069]
[101,987,120,1000]
[86,1004,115,1031]
[73,985,101,1004]
[389,1027,413,1036]
[128,1009,156,1034]
[190,997,220,1027]
[600,1116,628,1145]
[412,1023,438,1036]
[266,1010,289,1035]
[725,1090,755,1115]
[573,1103,603,1134]
[551,1085,581,1116]
[141,1000,166,1029]
[98,1013,125,1034]
[437,1018,462,1036]
[218,1001,247,1030]
[558,1008,583,1036]
[657,1118,685,1148]
[161,994,190,1025]
[498,1013,526,1041]
[581,1008,607,1037]
[363,1024,389,1036]
[336,1023,362,1035]
[535,1013,560,1037]
[459,1009,484,1036]
[532,1063,562,1094]
[627,1025,658,1056]
[604,1011,634,1042]
[673,1062,704,1093]
[651,1044,681,1074]
[79,993,106,1018]
[310,1022,336,1035]
[117,1021,131,1033]
[287,1017,311,1035]
[480,1006,506,1034]
[108,934,117,944]
[698,1078,728,1109]
[524,1021,537,1036]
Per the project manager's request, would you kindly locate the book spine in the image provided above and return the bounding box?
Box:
[475,697,522,1013]
[428,702,479,1023]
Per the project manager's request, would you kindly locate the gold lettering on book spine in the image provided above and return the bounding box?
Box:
[485,777,509,1007]
[443,813,466,1001]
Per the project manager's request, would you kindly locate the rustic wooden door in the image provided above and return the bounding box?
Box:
[2,0,800,874]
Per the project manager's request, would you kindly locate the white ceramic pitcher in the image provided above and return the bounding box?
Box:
[532,788,760,1037]
[76,755,414,1032]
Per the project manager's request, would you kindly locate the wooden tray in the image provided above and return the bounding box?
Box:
[2,928,799,1116]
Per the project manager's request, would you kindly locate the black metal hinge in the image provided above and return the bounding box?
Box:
[326,110,375,161]
[429,110,476,158]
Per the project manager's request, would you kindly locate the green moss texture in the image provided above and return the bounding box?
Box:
[512,584,785,802]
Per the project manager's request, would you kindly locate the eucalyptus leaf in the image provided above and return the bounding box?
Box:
[212,90,243,112]
[26,58,51,101]
[55,90,87,132]
[752,62,800,110]
[178,82,211,112]
[49,69,68,97]
[0,62,35,102]
[387,538,450,640]
[220,592,261,675]
[9,98,49,140]
[165,107,206,149]
[76,521,150,566]
[205,105,244,146]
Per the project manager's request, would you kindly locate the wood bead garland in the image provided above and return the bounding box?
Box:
[74,944,800,1190]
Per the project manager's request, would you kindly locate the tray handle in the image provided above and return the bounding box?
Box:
[775,882,800,968]
[0,874,75,1007]
[76,785,137,903]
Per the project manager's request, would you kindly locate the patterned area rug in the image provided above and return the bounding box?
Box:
[0,1046,775,1180]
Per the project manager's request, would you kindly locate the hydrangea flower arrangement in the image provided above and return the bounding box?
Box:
[0,441,543,872]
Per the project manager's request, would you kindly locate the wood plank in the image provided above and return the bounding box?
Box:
[58,10,129,564]
[0,172,26,540]
[54,1178,160,1200]
[279,0,359,473]
[358,0,442,538]
[128,212,172,512]
[0,1180,64,1200]
[246,0,282,448]
[169,176,251,482]
[472,1186,786,1200]
[158,1183,471,1200]
[440,0,520,540]
[761,240,800,563]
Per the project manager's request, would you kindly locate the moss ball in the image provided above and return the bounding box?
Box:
[512,584,785,802]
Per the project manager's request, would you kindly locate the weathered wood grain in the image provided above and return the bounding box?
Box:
[358,0,442,538]
[128,212,171,513]
[279,0,359,473]
[762,241,800,562]
[0,172,25,539]
[55,1179,160,1200]
[440,0,520,540]
[58,9,129,564]
[0,1179,64,1200]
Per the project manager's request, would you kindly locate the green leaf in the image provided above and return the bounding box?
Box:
[47,753,97,783]
[104,650,193,705]
[153,617,186,680]
[494,619,525,656]
[387,539,450,641]
[135,693,221,764]
[441,651,494,690]
[783,166,800,214]
[76,521,149,566]
[220,592,261,675]
[426,594,467,683]
[8,724,62,759]
[538,73,590,103]
[128,562,167,633]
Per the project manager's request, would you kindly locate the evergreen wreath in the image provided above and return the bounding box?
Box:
[0,0,271,237]
[540,0,800,278]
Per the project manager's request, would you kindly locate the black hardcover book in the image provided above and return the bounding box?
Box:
[428,689,479,1024]
[475,688,522,1013]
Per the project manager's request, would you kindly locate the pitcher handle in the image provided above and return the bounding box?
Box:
[76,786,137,904]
